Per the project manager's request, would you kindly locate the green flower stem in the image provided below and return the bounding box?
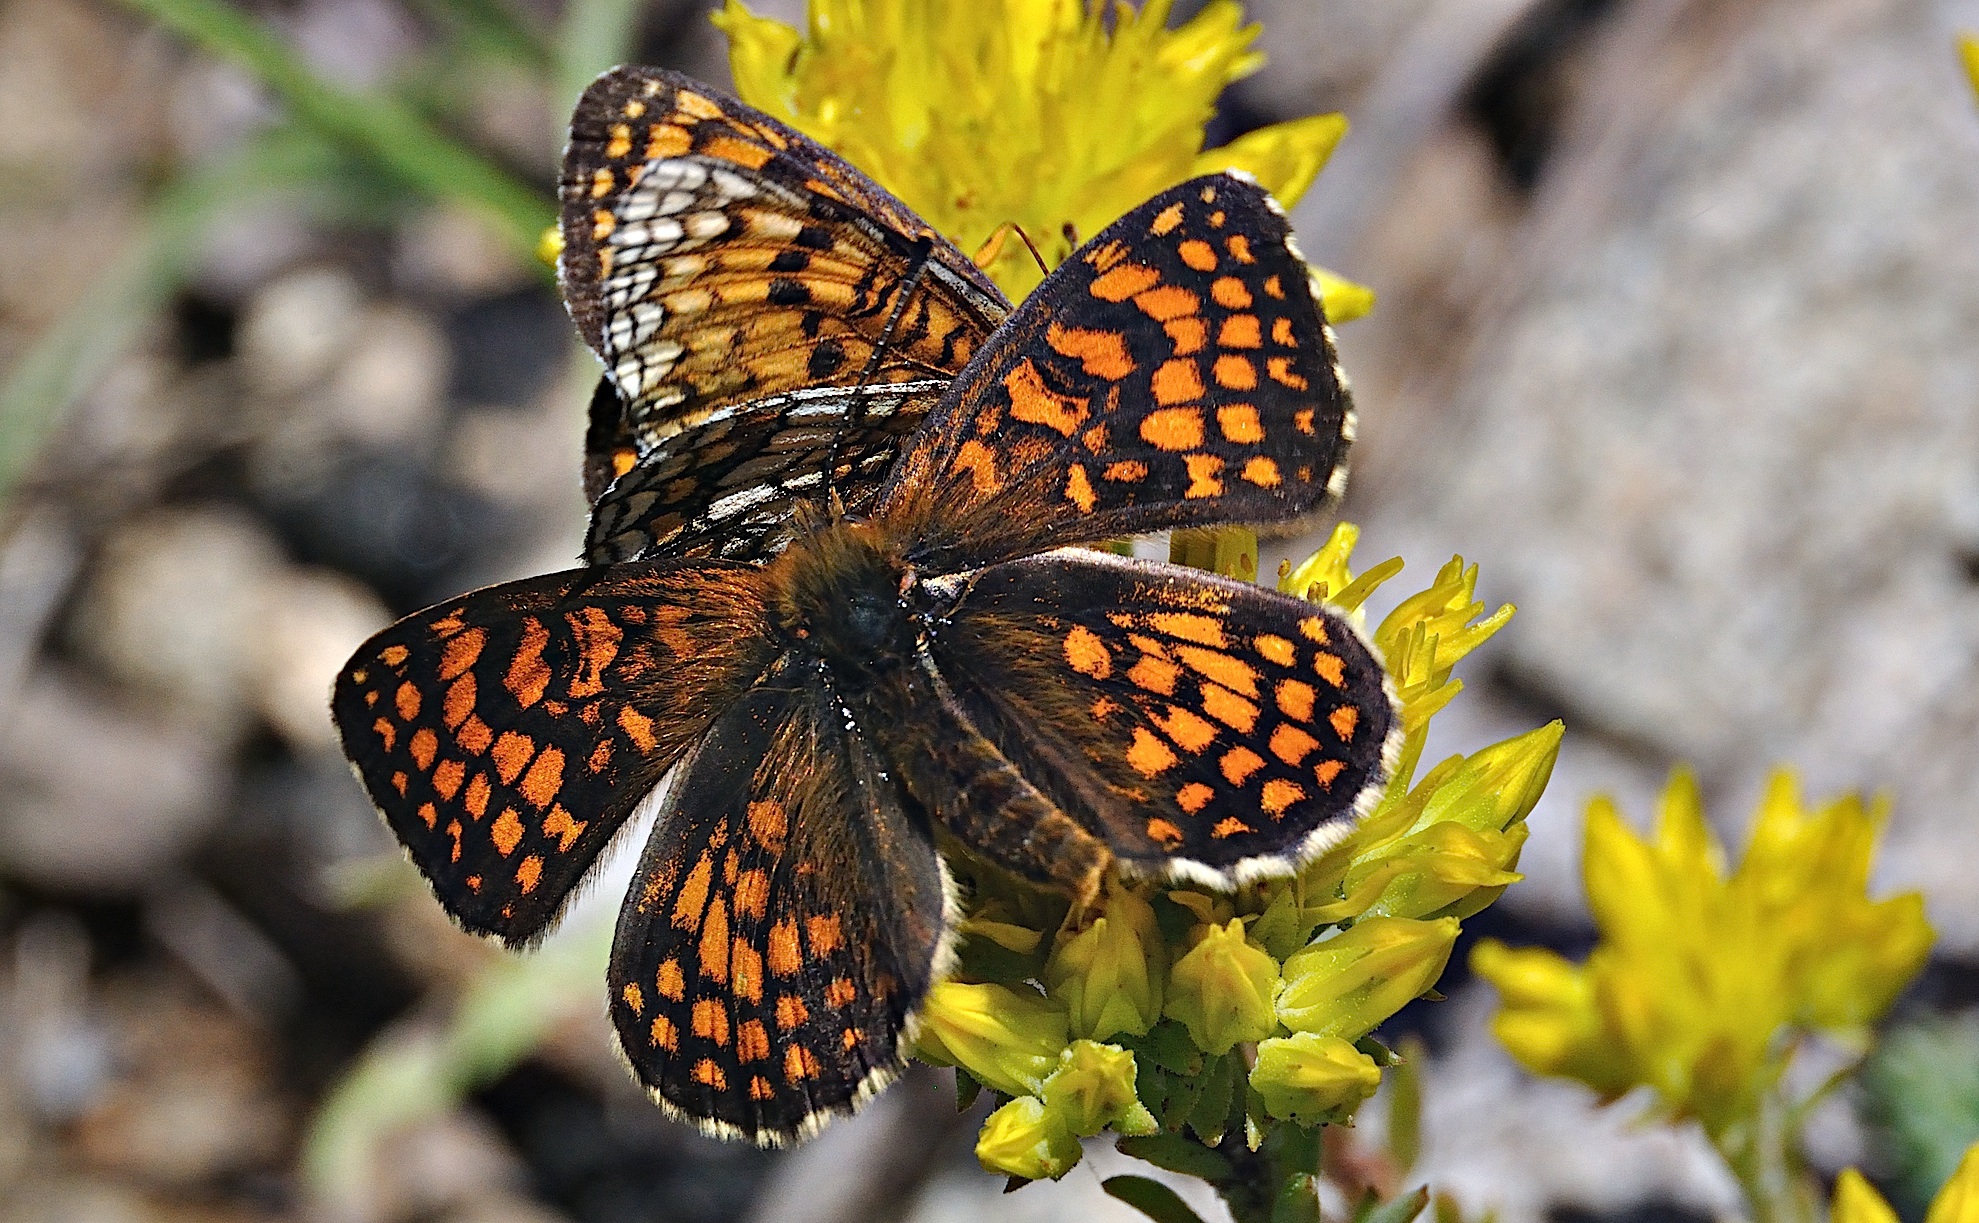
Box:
[119,0,551,255]
[1717,1086,1819,1223]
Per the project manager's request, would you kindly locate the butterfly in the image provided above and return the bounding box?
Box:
[332,67,1401,1147]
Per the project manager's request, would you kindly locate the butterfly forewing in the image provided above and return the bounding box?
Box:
[585,380,948,565]
[332,562,773,942]
[930,551,1398,883]
[561,67,1008,500]
[609,668,950,1145]
[880,173,1353,573]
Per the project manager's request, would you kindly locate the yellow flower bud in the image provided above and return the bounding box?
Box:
[1470,939,1633,1098]
[1163,919,1279,1055]
[1040,1040,1157,1137]
[1045,879,1166,1041]
[974,1095,1081,1181]
[1832,1169,1899,1223]
[1277,917,1458,1042]
[915,981,1068,1098]
[1249,1032,1382,1127]
[1929,1143,1979,1223]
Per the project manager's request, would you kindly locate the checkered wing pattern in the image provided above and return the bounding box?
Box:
[609,669,949,1145]
[585,380,948,565]
[332,562,773,942]
[880,173,1353,574]
[561,66,1008,501]
[932,551,1398,881]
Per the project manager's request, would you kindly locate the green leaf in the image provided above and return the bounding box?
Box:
[1116,1133,1234,1182]
[119,0,550,253]
[955,1066,983,1111]
[1185,1051,1236,1146]
[1359,1187,1433,1223]
[1122,1021,1205,1075]
[557,0,646,112]
[1272,1172,1322,1223]
[1102,1176,1210,1223]
[1387,1037,1424,1170]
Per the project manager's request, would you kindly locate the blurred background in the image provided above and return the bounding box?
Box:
[3,0,1979,1220]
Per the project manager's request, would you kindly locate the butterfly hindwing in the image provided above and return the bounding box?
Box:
[608,668,950,1145]
[585,380,948,565]
[560,66,1008,499]
[880,173,1353,573]
[930,550,1398,882]
[331,562,773,942]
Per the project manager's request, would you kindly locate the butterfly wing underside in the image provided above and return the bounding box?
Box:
[932,550,1398,883]
[560,66,1007,502]
[881,173,1354,573]
[331,562,771,941]
[608,668,951,1145]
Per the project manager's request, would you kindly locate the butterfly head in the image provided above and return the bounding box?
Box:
[766,518,922,682]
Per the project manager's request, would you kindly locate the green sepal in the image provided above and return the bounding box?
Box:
[1103,1175,1211,1223]
[1116,1133,1235,1182]
[1357,1187,1432,1223]
[955,1066,983,1111]
[1186,1050,1238,1146]
[1273,1172,1323,1223]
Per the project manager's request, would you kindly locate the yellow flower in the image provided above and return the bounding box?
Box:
[1044,876,1166,1041]
[713,0,1370,310]
[915,981,1068,1097]
[1834,1144,1979,1223]
[1277,916,1459,1042]
[1250,1032,1382,1127]
[1961,34,1979,102]
[976,1095,1081,1180]
[1163,918,1278,1054]
[1040,1039,1158,1137]
[1473,768,1933,1139]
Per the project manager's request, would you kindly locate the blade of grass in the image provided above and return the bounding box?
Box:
[556,0,648,113]
[408,0,554,73]
[0,129,337,499]
[119,0,551,255]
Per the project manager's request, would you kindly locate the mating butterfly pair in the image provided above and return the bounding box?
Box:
[333,66,1400,1146]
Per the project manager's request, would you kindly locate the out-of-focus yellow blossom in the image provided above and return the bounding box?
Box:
[976,1094,1081,1180]
[1044,876,1165,1040]
[915,980,1067,1097]
[1250,1032,1382,1127]
[713,0,1371,310]
[1834,1144,1979,1223]
[1961,35,1979,101]
[1473,768,1933,1139]
[1277,917,1459,1041]
[1164,918,1278,1055]
[1040,1040,1159,1137]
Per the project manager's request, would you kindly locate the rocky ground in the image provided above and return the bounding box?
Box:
[0,0,1975,1221]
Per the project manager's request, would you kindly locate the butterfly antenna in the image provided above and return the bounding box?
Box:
[823,233,934,506]
[1010,223,1051,279]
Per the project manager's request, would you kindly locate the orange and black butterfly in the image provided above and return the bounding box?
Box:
[333,67,1400,1146]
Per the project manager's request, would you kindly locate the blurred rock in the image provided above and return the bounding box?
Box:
[239,268,369,402]
[310,306,449,453]
[0,671,226,894]
[249,564,391,753]
[395,207,539,298]
[1233,0,1439,117]
[1369,0,1979,950]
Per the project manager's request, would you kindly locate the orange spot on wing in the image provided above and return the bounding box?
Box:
[674,90,723,119]
[1104,459,1149,482]
[1329,705,1360,740]
[1254,634,1295,666]
[1154,704,1218,753]
[1268,356,1310,390]
[784,1044,820,1081]
[1276,679,1317,722]
[1127,654,1180,696]
[1272,316,1297,346]
[1216,404,1263,443]
[1152,359,1204,406]
[1164,318,1206,358]
[457,715,493,755]
[492,731,534,784]
[1298,617,1332,644]
[1219,315,1262,349]
[1065,463,1097,512]
[1212,277,1253,309]
[1314,759,1346,789]
[672,853,713,929]
[732,940,764,1004]
[1149,202,1185,236]
[1090,263,1161,301]
[748,800,788,853]
[1064,625,1112,678]
[505,619,552,708]
[464,773,491,819]
[1263,274,1285,299]
[1048,324,1134,379]
[618,706,659,751]
[380,645,410,666]
[1226,234,1255,263]
[1313,652,1346,686]
[775,993,809,1030]
[651,1014,679,1051]
[692,999,730,1045]
[1149,612,1226,647]
[738,1019,771,1062]
[417,802,437,828]
[440,628,484,680]
[1005,359,1088,436]
[394,682,422,722]
[543,804,586,853]
[768,919,801,976]
[700,897,730,982]
[605,123,632,158]
[735,869,769,919]
[592,209,615,241]
[519,747,565,808]
[1178,239,1218,271]
[1140,407,1204,451]
[410,728,438,771]
[1242,456,1283,487]
[691,1059,727,1090]
[443,674,475,730]
[1271,723,1321,766]
[1183,453,1225,498]
[515,854,543,893]
[491,808,524,856]
[1261,778,1306,815]
[566,607,622,699]
[702,132,771,168]
[1145,818,1184,847]
[656,958,686,1000]
[1200,683,1260,733]
[1133,285,1199,322]
[1127,728,1179,777]
[1212,816,1251,838]
[824,978,857,1008]
[372,718,396,750]
[1221,746,1265,785]
[622,982,644,1014]
[1177,782,1215,813]
[590,167,614,198]
[749,1075,774,1100]
[807,914,842,956]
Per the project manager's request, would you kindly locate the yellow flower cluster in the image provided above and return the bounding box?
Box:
[713,0,1371,313]
[1473,770,1933,1138]
[1835,1143,1979,1223]
[911,524,1562,1181]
